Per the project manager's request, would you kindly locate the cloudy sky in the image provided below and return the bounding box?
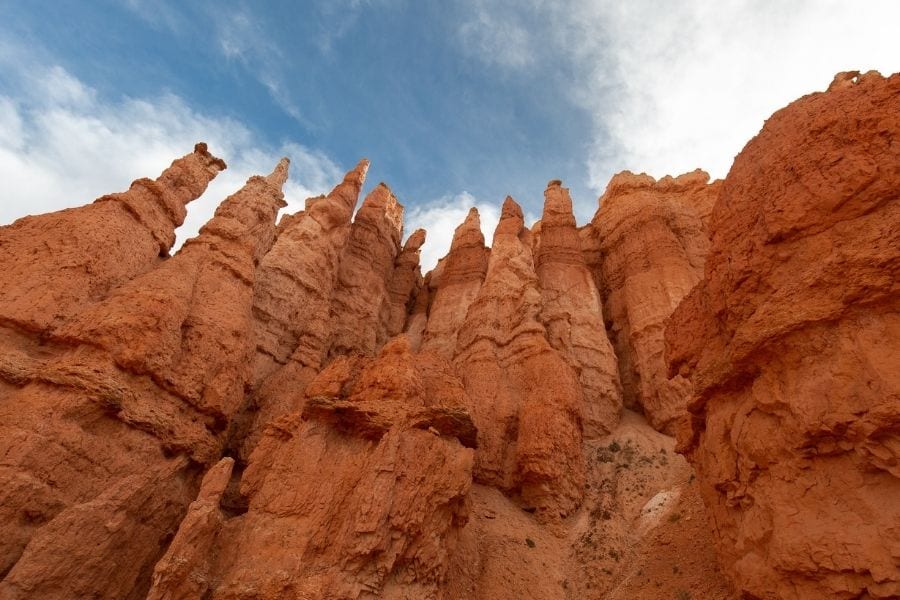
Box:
[2,1,899,269]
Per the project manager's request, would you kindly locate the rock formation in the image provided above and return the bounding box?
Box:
[0,143,224,334]
[667,70,900,599]
[382,228,426,343]
[0,155,287,599]
[420,207,489,358]
[453,197,586,520]
[582,169,718,435]
[148,336,476,599]
[536,180,622,438]
[326,182,405,359]
[236,160,368,461]
[1,70,897,600]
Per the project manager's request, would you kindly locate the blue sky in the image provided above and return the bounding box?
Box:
[2,0,899,268]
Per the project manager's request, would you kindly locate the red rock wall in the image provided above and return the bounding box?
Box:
[583,169,718,434]
[453,197,586,520]
[0,155,287,599]
[536,181,622,438]
[148,336,475,600]
[1,71,896,599]
[666,71,900,599]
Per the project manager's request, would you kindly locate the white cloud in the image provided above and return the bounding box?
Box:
[405,191,500,271]
[458,0,900,192]
[565,0,900,191]
[0,61,342,249]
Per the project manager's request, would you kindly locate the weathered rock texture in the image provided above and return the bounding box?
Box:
[0,143,224,333]
[326,182,404,358]
[0,154,288,599]
[1,71,896,600]
[453,197,586,520]
[583,169,718,435]
[236,160,369,460]
[420,207,489,359]
[148,336,476,599]
[536,181,622,438]
[667,70,900,599]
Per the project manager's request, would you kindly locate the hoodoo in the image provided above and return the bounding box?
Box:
[0,72,896,599]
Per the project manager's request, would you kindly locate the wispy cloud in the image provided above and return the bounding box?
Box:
[0,56,342,247]
[213,9,312,129]
[458,0,535,70]
[559,0,900,191]
[315,0,407,54]
[455,0,900,194]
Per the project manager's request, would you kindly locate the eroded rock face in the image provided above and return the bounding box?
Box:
[536,181,622,438]
[236,160,369,461]
[2,71,896,600]
[584,169,718,434]
[0,143,224,333]
[666,71,900,599]
[0,154,287,599]
[420,208,489,359]
[382,228,426,344]
[147,336,476,600]
[454,198,585,521]
[326,183,404,359]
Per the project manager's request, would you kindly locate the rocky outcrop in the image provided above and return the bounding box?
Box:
[536,181,622,438]
[237,160,368,460]
[382,228,426,343]
[326,183,404,359]
[420,208,488,359]
[147,336,476,599]
[454,198,585,521]
[666,71,900,599]
[0,154,287,599]
[2,71,896,600]
[584,169,718,434]
[0,143,224,334]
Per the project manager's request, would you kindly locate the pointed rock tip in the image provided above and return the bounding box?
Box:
[404,228,426,250]
[351,158,370,178]
[192,141,227,171]
[494,196,524,237]
[337,158,370,190]
[547,179,563,188]
[501,195,523,218]
[266,157,291,188]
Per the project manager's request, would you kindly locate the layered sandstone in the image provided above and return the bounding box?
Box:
[236,160,368,460]
[583,169,718,434]
[326,183,405,358]
[0,143,224,333]
[420,208,488,359]
[667,71,900,599]
[148,336,476,599]
[382,228,426,342]
[1,70,896,600]
[536,181,622,438]
[454,198,585,521]
[0,155,287,599]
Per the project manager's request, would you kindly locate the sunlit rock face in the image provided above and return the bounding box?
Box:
[0,71,896,600]
[667,70,900,600]
[581,168,719,436]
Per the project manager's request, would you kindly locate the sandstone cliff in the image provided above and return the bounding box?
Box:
[582,169,718,435]
[667,70,900,599]
[536,181,622,438]
[148,336,475,599]
[0,70,896,600]
[0,155,287,599]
